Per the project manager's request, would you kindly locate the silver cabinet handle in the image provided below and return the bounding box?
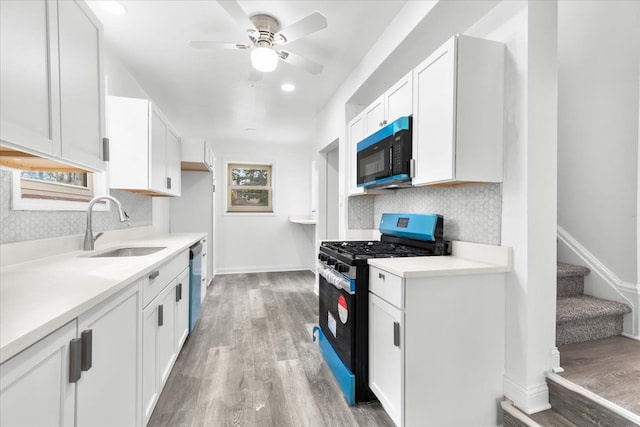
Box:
[378,272,385,280]
[69,338,82,383]
[166,177,172,189]
[176,283,182,302]
[80,329,92,372]
[158,304,164,327]
[149,270,160,280]
[393,322,400,347]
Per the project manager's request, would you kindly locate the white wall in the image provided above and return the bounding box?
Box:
[210,141,314,274]
[557,1,640,284]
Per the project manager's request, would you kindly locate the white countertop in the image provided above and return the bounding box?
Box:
[0,232,205,364]
[367,241,512,278]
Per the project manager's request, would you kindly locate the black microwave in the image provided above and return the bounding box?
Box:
[356,116,412,189]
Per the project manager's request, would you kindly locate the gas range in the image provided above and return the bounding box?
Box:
[315,213,450,405]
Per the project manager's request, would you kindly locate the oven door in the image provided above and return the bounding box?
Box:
[319,275,356,371]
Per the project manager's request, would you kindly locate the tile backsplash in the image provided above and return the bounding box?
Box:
[0,170,152,244]
[349,183,502,245]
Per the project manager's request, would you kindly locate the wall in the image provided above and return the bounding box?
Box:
[349,184,502,244]
[211,141,314,274]
[557,1,639,284]
[0,170,151,243]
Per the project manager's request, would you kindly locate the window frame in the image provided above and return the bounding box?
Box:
[224,161,275,215]
[10,168,109,211]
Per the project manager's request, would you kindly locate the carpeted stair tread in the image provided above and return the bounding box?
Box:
[557,262,590,278]
[557,295,631,323]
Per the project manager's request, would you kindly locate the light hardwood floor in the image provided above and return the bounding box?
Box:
[148,271,395,427]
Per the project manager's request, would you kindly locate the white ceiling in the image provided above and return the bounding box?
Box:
[88,0,407,145]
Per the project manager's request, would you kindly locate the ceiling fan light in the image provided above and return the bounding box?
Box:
[250,47,278,73]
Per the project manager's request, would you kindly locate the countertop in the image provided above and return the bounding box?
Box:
[367,241,512,278]
[0,232,205,364]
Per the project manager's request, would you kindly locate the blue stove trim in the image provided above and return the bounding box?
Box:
[313,326,355,405]
[379,213,442,241]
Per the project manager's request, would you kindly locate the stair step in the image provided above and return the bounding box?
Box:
[502,400,578,426]
[557,295,632,345]
[557,263,590,297]
[547,373,640,426]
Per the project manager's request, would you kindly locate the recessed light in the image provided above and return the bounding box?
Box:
[245,128,256,131]
[96,1,127,15]
[281,83,295,92]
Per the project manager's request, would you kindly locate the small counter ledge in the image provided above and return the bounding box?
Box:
[289,214,317,225]
[367,241,512,278]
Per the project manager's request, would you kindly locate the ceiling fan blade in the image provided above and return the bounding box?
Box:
[218,0,256,32]
[279,50,323,75]
[275,12,327,44]
[189,41,250,50]
[248,68,263,82]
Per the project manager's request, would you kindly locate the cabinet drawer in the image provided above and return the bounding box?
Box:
[143,250,188,307]
[369,267,404,309]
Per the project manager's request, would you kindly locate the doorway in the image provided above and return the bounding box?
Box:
[319,139,340,241]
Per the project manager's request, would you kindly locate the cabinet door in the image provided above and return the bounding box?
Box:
[369,293,403,427]
[385,71,413,124]
[157,281,177,387]
[0,0,60,156]
[363,94,386,136]
[412,37,457,185]
[76,282,141,427]
[142,303,160,423]
[175,268,190,350]
[166,128,181,196]
[347,113,365,196]
[58,0,105,171]
[201,240,208,301]
[0,321,76,427]
[149,109,167,193]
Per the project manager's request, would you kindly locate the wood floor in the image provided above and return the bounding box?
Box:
[148,271,395,427]
[558,335,640,416]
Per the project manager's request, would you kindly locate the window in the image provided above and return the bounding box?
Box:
[11,169,108,211]
[227,163,273,213]
[19,171,93,202]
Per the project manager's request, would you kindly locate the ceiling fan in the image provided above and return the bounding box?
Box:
[190,1,327,78]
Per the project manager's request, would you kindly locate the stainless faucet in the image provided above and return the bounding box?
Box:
[83,195,129,251]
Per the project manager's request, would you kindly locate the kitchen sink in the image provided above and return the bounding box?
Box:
[88,247,166,257]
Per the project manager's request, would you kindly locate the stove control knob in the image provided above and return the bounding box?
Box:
[336,263,350,273]
[327,258,337,266]
[318,253,328,262]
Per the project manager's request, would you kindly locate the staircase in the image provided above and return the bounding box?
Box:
[556,262,631,345]
[502,263,639,426]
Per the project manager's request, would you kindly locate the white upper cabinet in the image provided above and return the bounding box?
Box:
[412,35,504,186]
[0,0,105,172]
[347,113,365,196]
[181,139,215,172]
[363,95,386,136]
[58,0,105,171]
[364,71,413,136]
[107,96,182,197]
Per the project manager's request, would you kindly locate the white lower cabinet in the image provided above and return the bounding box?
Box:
[368,266,506,426]
[76,282,142,427]
[0,321,76,427]
[369,293,403,427]
[142,261,190,425]
[0,280,142,427]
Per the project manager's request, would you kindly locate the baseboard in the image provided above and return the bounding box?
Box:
[557,226,639,338]
[215,265,314,275]
[550,347,564,373]
[503,375,551,415]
